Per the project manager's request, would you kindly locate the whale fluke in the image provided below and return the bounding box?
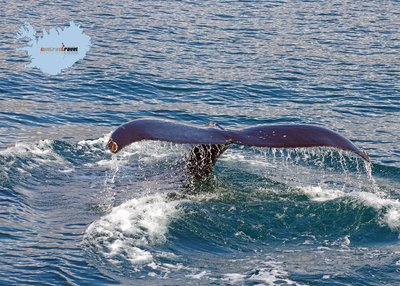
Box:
[230,124,369,161]
[108,118,370,177]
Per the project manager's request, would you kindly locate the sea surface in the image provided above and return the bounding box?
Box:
[1,0,400,285]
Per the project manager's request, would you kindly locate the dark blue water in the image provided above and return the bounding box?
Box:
[1,1,400,285]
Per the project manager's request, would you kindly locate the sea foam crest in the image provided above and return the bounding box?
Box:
[300,186,346,202]
[0,139,75,184]
[83,194,183,266]
[0,139,69,168]
[0,139,53,157]
[351,192,400,231]
[77,133,111,149]
[300,185,400,231]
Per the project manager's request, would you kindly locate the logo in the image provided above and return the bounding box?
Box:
[40,43,78,53]
[17,21,91,75]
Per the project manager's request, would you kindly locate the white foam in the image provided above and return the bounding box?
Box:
[342,235,351,247]
[58,167,74,173]
[322,274,331,279]
[222,273,246,283]
[299,185,400,231]
[350,192,395,209]
[218,258,303,286]
[350,192,400,231]
[84,194,184,266]
[0,140,53,157]
[77,133,110,148]
[248,260,300,286]
[302,186,400,231]
[386,209,400,230]
[300,186,346,202]
[186,270,209,279]
[0,139,73,175]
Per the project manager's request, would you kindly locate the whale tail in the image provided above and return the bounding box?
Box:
[108,118,370,179]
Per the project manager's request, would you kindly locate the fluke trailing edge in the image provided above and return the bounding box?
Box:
[108,118,370,178]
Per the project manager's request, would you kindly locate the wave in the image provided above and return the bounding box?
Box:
[0,134,400,278]
[299,186,400,231]
[1,134,396,283]
[0,140,73,188]
[82,191,310,284]
[82,194,188,274]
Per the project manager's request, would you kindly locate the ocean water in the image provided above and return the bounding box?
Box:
[1,0,400,285]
